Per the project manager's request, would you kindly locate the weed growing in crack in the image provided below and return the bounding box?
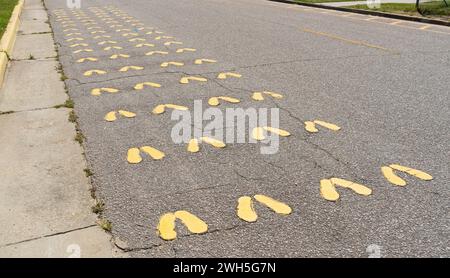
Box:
[54,99,74,109]
[84,168,93,177]
[92,200,105,214]
[74,132,84,144]
[68,110,77,123]
[98,219,112,232]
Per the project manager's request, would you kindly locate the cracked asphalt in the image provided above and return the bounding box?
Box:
[43,0,449,257]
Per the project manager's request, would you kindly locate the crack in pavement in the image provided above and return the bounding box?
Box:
[60,52,399,88]
[140,182,238,201]
[232,168,281,183]
[123,223,245,253]
[271,100,365,181]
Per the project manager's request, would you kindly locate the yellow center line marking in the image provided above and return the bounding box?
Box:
[300,28,393,52]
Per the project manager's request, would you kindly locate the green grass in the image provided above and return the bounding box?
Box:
[0,0,19,39]
[348,2,450,17]
[419,1,450,16]
[97,219,112,232]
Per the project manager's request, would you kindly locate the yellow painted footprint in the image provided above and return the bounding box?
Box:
[157,210,208,241]
[160,61,184,68]
[194,59,217,65]
[110,54,130,59]
[154,36,174,40]
[164,41,183,46]
[104,110,136,122]
[200,137,226,148]
[187,139,200,153]
[135,43,154,48]
[251,126,291,141]
[94,35,111,39]
[146,51,169,56]
[134,82,162,90]
[320,178,372,202]
[152,104,188,115]
[237,194,292,223]
[91,87,118,96]
[83,69,106,77]
[129,38,145,42]
[381,164,432,186]
[176,48,196,53]
[77,57,98,63]
[127,148,142,164]
[252,91,283,101]
[127,146,165,164]
[73,49,93,54]
[66,38,84,42]
[217,72,242,80]
[119,66,144,72]
[179,76,207,84]
[187,137,226,153]
[122,32,138,37]
[104,46,123,51]
[208,96,240,106]
[98,40,117,45]
[69,43,88,48]
[304,120,341,133]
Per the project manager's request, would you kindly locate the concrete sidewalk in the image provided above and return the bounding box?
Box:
[0,0,118,257]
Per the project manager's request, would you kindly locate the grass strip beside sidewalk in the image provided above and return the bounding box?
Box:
[347,2,449,19]
[0,0,19,39]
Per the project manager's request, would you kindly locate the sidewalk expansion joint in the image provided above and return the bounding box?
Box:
[18,31,52,35]
[0,224,97,248]
[0,105,68,116]
[10,57,57,61]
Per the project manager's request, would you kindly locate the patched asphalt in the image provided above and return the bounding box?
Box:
[43,0,449,257]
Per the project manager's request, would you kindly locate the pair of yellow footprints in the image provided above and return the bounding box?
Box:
[381,164,432,186]
[159,59,217,68]
[127,146,165,163]
[91,82,162,96]
[104,110,136,122]
[158,195,291,240]
[83,66,144,76]
[179,72,241,84]
[304,120,341,133]
[320,165,433,201]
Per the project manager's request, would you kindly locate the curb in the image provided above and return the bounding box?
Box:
[269,0,450,27]
[0,52,7,87]
[0,0,24,89]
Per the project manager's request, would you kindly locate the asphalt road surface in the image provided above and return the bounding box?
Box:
[43,0,449,257]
